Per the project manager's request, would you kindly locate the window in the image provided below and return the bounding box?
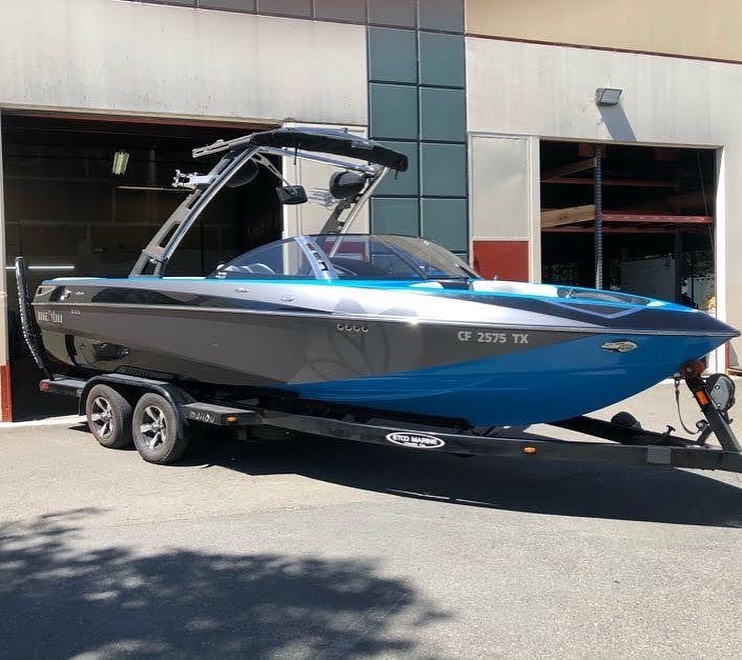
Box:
[211,239,314,279]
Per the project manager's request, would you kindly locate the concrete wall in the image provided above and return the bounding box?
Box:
[466,0,742,63]
[0,0,367,124]
[466,36,742,363]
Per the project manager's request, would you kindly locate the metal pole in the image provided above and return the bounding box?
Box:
[594,145,603,289]
[674,228,682,303]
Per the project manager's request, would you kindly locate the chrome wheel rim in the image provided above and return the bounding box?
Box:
[91,397,114,439]
[140,406,168,450]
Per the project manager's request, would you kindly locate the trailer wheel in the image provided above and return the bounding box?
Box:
[85,384,133,449]
[132,393,188,464]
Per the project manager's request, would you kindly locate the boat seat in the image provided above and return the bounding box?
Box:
[330,257,389,278]
[246,263,276,275]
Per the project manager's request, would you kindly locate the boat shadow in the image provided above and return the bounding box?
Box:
[185,428,742,529]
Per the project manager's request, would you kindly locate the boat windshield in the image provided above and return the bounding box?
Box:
[210,234,479,281]
[313,234,477,280]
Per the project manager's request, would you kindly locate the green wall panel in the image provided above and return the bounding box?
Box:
[421,198,468,251]
[371,198,420,235]
[420,143,467,197]
[419,87,466,141]
[368,28,417,83]
[419,32,465,87]
[369,83,418,140]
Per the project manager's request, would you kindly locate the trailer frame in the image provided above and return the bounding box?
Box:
[37,370,742,474]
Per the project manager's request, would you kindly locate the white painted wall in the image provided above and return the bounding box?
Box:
[0,0,367,125]
[467,37,742,363]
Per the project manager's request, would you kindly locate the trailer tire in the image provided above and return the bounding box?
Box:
[132,393,188,464]
[85,384,133,449]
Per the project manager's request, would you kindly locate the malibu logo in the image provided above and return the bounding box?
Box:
[35,310,63,324]
[386,431,446,449]
[184,410,217,424]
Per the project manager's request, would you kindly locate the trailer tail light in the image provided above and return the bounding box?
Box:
[39,381,50,392]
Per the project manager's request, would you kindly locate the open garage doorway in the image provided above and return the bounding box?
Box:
[540,141,716,312]
[2,112,281,420]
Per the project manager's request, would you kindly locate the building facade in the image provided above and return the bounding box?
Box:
[1,0,741,419]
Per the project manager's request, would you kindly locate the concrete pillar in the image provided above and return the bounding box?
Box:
[0,112,11,420]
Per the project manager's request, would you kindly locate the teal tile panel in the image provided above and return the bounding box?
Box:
[368,28,417,84]
[369,83,418,140]
[314,0,365,22]
[371,198,420,235]
[420,143,467,197]
[418,0,464,32]
[375,141,419,196]
[368,0,416,27]
[421,198,468,251]
[419,87,466,141]
[419,32,465,87]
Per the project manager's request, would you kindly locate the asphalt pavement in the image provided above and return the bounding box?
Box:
[1,381,741,658]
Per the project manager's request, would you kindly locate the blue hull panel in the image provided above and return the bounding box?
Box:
[286,333,724,426]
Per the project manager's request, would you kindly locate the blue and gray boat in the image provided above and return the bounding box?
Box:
[30,128,738,427]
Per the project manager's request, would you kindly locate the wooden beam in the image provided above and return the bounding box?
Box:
[541,204,595,228]
[543,226,709,234]
[541,158,595,181]
[542,212,713,233]
[602,213,713,224]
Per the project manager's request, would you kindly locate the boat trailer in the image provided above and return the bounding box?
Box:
[36,366,742,474]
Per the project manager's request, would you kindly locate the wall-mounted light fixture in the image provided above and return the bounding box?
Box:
[595,88,622,107]
[112,150,130,175]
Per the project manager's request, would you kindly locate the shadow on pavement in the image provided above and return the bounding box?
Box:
[184,429,742,528]
[0,509,446,658]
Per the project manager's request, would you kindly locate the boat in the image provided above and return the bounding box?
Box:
[27,127,739,427]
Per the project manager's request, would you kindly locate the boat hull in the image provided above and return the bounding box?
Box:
[32,278,736,426]
[287,331,723,425]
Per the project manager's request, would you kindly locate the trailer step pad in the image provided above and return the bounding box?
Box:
[182,403,263,426]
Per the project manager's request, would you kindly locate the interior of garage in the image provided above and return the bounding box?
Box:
[2,112,281,420]
[540,141,716,309]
